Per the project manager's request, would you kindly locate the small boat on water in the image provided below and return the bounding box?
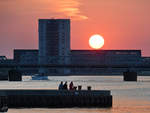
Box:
[32,74,48,80]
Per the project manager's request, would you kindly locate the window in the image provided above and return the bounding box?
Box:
[115,52,138,55]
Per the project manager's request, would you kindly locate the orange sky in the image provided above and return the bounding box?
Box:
[0,0,150,58]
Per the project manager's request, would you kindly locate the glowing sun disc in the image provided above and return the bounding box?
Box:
[89,34,104,49]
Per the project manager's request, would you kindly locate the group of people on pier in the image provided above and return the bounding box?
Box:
[58,81,75,90]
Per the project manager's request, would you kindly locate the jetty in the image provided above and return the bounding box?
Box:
[0,89,112,110]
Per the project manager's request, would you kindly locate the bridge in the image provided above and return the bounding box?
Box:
[0,64,150,75]
[0,64,150,69]
[0,64,150,68]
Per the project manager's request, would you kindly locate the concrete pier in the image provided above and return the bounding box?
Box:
[123,71,137,81]
[8,70,22,81]
[0,89,112,108]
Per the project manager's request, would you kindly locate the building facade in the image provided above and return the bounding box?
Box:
[12,49,144,75]
[70,50,142,75]
[14,49,38,65]
[38,19,70,75]
[71,50,142,65]
[13,49,39,74]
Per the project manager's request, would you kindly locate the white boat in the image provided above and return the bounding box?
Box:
[32,74,48,80]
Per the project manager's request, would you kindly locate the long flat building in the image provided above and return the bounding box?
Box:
[11,49,144,75]
[71,50,142,65]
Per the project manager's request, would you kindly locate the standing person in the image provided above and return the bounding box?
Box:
[69,81,74,90]
[58,81,63,90]
[63,81,68,90]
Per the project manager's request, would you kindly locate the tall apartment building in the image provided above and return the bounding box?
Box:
[38,19,70,75]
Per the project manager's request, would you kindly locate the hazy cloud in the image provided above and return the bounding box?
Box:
[40,0,88,20]
[0,0,88,21]
[57,0,88,20]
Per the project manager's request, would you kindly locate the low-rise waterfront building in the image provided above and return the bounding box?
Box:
[13,49,39,75]
[71,50,142,65]
[14,49,38,65]
[10,49,144,75]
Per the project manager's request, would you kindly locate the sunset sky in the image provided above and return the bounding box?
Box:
[0,0,150,58]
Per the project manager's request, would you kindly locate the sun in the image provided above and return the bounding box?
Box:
[89,34,104,49]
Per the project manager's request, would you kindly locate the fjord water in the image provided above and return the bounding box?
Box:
[0,76,150,113]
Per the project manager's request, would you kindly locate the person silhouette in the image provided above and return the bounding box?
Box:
[58,81,63,90]
[63,81,68,90]
[69,81,74,90]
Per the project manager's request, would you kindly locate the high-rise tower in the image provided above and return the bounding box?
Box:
[38,19,70,75]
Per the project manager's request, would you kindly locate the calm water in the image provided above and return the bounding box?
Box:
[0,76,150,113]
